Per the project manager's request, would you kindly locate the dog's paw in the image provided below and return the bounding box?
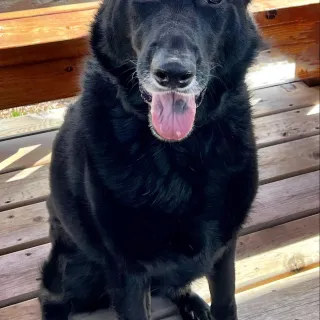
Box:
[178,294,212,320]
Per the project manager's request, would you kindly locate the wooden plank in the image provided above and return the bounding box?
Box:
[0,165,49,211]
[0,2,318,108]
[193,214,320,302]
[0,131,55,174]
[1,267,319,320]
[1,169,319,259]
[0,81,318,140]
[245,171,320,234]
[0,243,50,308]
[0,202,48,255]
[258,135,320,184]
[255,106,320,148]
[1,213,318,309]
[1,0,317,17]
[0,57,83,110]
[0,7,96,51]
[0,107,66,140]
[237,268,320,320]
[250,0,319,11]
[253,3,320,81]
[0,299,40,320]
[6,169,317,252]
[0,132,319,211]
[0,0,97,15]
[0,1,314,50]
[251,82,319,118]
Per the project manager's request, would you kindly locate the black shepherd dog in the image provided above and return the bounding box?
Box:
[39,0,262,319]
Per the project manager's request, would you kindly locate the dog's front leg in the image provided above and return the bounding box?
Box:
[111,275,151,320]
[207,240,238,320]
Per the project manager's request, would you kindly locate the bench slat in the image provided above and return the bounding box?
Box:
[0,2,318,109]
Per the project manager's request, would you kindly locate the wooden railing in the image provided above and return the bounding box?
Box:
[0,0,319,109]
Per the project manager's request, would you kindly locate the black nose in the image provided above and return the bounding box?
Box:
[152,56,196,89]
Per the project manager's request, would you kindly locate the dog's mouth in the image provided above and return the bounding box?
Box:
[140,86,205,142]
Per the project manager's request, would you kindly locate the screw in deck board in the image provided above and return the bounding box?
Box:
[265,10,278,20]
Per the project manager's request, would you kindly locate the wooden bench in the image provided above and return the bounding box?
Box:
[0,1,319,319]
[0,0,319,109]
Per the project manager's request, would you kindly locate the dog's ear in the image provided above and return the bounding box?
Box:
[90,0,134,70]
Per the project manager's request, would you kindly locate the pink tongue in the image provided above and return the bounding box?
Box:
[151,92,196,141]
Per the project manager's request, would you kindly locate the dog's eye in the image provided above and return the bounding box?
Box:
[207,0,223,4]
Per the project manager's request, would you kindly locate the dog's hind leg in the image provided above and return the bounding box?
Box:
[39,249,71,320]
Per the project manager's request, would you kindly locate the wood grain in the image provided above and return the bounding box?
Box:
[251,82,319,118]
[255,106,320,148]
[0,131,55,174]
[0,2,318,108]
[2,81,317,140]
[0,57,84,110]
[0,134,319,211]
[0,108,67,140]
[193,214,320,301]
[0,165,49,211]
[0,0,97,15]
[1,169,319,259]
[0,202,48,255]
[237,267,320,320]
[0,243,50,308]
[0,299,40,320]
[258,135,320,184]
[1,267,319,320]
[245,171,320,234]
[1,213,318,309]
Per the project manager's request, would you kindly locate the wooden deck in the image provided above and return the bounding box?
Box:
[0,0,320,318]
[0,77,319,319]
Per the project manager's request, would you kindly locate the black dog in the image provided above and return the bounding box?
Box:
[39,1,261,319]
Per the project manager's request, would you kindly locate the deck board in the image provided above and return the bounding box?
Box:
[237,268,320,320]
[193,213,320,301]
[1,99,319,210]
[1,171,319,256]
[1,139,319,211]
[245,171,320,234]
[0,79,319,317]
[1,266,320,320]
[0,82,318,140]
[251,82,319,118]
[255,106,319,148]
[258,135,320,184]
[0,202,48,255]
[0,214,318,310]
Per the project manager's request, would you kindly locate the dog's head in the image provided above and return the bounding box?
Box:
[92,0,261,142]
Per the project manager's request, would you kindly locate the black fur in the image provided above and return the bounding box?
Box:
[39,1,261,319]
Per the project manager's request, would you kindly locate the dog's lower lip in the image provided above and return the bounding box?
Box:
[139,85,204,106]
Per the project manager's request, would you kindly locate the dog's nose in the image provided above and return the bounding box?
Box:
[152,56,195,89]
